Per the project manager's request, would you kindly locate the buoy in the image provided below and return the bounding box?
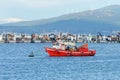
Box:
[28,52,34,57]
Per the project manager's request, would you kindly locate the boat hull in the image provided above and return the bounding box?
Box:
[45,47,96,57]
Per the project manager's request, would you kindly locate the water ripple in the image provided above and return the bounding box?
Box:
[0,43,120,80]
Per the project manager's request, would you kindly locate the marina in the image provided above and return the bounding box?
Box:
[1,1,120,80]
[0,32,120,43]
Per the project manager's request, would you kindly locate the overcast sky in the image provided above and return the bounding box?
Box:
[0,0,120,24]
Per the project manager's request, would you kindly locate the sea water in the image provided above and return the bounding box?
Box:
[0,43,120,80]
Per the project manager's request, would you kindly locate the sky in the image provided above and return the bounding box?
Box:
[0,0,120,24]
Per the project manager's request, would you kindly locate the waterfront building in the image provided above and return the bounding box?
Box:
[0,33,4,43]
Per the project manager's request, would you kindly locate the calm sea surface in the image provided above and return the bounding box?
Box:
[0,43,120,80]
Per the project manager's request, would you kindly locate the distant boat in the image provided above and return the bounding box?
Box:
[45,41,96,57]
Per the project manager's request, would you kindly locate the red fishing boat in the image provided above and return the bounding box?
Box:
[45,41,96,57]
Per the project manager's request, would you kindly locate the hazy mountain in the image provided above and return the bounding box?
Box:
[1,5,120,34]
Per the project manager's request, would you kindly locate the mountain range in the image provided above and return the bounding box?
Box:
[1,5,120,34]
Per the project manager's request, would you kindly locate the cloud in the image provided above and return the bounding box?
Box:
[1,0,120,9]
[0,0,108,11]
[0,18,25,24]
[14,0,66,8]
[0,0,78,8]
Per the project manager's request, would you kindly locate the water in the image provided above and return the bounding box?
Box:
[0,43,120,80]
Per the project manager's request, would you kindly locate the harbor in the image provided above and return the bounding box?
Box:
[0,32,120,43]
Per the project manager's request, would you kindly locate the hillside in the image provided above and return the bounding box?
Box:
[1,5,120,34]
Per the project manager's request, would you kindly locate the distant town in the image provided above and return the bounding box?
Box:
[0,32,120,43]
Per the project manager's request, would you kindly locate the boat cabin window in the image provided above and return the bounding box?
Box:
[66,45,77,51]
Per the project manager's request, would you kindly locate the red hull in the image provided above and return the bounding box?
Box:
[45,47,96,57]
